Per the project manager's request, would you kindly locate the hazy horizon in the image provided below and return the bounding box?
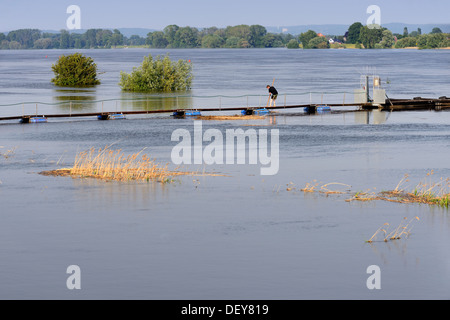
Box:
[1,0,449,32]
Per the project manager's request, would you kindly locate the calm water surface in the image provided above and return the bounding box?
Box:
[0,49,449,299]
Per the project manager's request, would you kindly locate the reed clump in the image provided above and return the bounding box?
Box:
[366,216,419,243]
[301,172,450,209]
[41,147,212,182]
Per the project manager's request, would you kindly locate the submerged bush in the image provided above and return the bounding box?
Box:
[119,54,193,92]
[51,53,100,87]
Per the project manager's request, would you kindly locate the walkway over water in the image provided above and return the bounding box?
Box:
[0,96,448,123]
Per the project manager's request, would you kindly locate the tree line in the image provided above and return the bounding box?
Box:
[0,25,293,50]
[344,23,449,49]
[0,23,448,50]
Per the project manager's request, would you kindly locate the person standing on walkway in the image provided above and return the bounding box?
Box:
[267,84,278,107]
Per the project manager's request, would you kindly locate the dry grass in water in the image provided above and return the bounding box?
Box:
[366,216,420,243]
[40,146,222,183]
[301,172,450,209]
[0,146,17,159]
[300,180,352,195]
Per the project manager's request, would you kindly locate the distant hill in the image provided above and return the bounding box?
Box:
[267,23,450,35]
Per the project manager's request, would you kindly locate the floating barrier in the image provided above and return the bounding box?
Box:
[241,108,269,115]
[304,105,331,114]
[20,116,47,123]
[97,113,126,120]
[172,110,201,117]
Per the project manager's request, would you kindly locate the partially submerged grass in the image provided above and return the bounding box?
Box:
[366,217,420,243]
[0,146,17,159]
[40,146,222,182]
[301,172,450,209]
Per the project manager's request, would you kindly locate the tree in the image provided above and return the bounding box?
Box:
[110,29,124,47]
[403,27,408,38]
[249,25,267,47]
[201,34,224,48]
[174,26,199,48]
[359,26,383,49]
[163,25,180,46]
[51,53,101,87]
[7,29,41,48]
[224,36,240,48]
[60,30,71,49]
[379,29,395,48]
[263,33,283,47]
[431,27,442,34]
[286,39,300,49]
[298,30,317,48]
[119,54,193,92]
[395,37,417,48]
[308,36,329,49]
[347,22,363,44]
[34,38,52,49]
[147,31,168,48]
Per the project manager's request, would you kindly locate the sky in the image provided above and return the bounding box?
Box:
[0,0,449,32]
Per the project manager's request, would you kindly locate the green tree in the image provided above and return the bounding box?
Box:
[308,36,329,49]
[424,33,446,48]
[249,25,267,47]
[403,27,408,38]
[163,25,180,46]
[34,38,52,49]
[298,30,317,48]
[110,29,124,47]
[225,25,251,43]
[147,31,168,48]
[51,53,101,87]
[395,37,417,48]
[60,30,71,49]
[263,33,283,47]
[347,22,363,44]
[201,34,224,48]
[379,29,395,48]
[431,27,442,34]
[224,36,240,48]
[119,54,193,92]
[7,29,41,48]
[359,26,383,49]
[286,39,300,49]
[174,27,199,48]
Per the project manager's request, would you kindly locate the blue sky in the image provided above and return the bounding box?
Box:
[1,0,449,31]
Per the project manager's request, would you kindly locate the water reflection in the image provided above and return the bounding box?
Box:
[53,88,97,111]
[354,110,389,125]
[119,92,194,111]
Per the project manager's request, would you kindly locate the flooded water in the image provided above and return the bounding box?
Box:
[0,48,449,300]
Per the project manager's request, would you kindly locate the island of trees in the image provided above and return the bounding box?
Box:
[1,23,448,50]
